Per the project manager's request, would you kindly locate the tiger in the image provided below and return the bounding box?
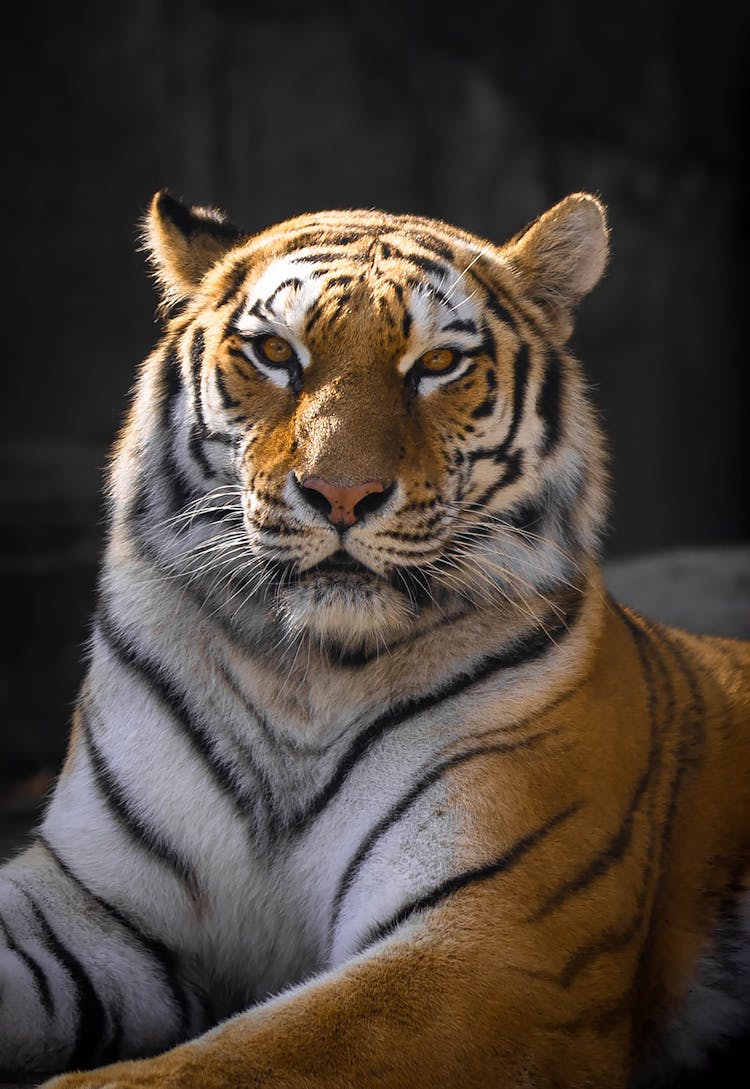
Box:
[0,189,748,1089]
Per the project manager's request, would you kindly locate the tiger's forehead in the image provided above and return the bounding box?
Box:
[234,238,487,355]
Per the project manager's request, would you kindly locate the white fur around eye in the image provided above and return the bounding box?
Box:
[411,358,473,396]
[238,343,294,388]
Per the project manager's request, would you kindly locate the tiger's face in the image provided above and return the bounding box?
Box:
[140,196,609,654]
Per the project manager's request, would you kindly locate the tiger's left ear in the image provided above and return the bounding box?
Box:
[502,193,608,316]
[143,190,246,308]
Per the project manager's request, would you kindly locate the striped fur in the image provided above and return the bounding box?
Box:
[1,192,748,1088]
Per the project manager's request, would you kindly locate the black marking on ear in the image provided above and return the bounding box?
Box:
[158,192,243,244]
[402,310,412,340]
[537,354,563,456]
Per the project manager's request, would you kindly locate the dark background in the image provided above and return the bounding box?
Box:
[1,0,748,830]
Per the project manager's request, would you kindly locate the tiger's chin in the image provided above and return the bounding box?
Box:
[274,572,417,654]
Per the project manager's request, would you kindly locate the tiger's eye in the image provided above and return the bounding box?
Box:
[261,336,293,365]
[419,348,457,373]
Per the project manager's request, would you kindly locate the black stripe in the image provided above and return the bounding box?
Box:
[645,622,707,880]
[497,341,531,454]
[402,253,449,280]
[550,982,636,1035]
[329,724,566,947]
[187,422,215,478]
[38,835,193,1042]
[97,611,272,839]
[537,354,563,456]
[214,365,241,409]
[506,496,545,532]
[465,448,525,509]
[466,341,531,469]
[263,277,303,311]
[470,367,498,420]
[529,607,663,921]
[215,261,248,310]
[359,801,581,951]
[0,911,54,1016]
[484,291,518,332]
[290,249,358,265]
[441,318,477,334]
[12,883,111,1069]
[79,703,202,899]
[304,298,326,335]
[552,622,677,987]
[401,232,455,261]
[289,591,583,834]
[189,327,207,433]
[160,343,184,429]
[213,657,333,760]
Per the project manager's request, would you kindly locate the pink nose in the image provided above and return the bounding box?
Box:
[301,477,386,527]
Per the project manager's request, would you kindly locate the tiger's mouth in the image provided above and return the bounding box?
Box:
[301,551,376,581]
[274,548,434,651]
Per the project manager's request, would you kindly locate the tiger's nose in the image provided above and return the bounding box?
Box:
[297,476,390,528]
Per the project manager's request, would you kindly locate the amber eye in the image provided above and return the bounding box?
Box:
[260,335,294,365]
[418,347,458,374]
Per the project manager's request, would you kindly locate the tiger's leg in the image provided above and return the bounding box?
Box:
[41,896,634,1089]
[0,839,206,1080]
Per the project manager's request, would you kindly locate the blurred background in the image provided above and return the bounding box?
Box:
[0,0,748,1081]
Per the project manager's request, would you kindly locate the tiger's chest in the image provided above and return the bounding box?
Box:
[182,697,464,1011]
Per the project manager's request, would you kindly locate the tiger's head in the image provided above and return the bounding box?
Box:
[125,192,609,656]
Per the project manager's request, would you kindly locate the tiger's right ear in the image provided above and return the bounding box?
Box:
[143,191,245,308]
